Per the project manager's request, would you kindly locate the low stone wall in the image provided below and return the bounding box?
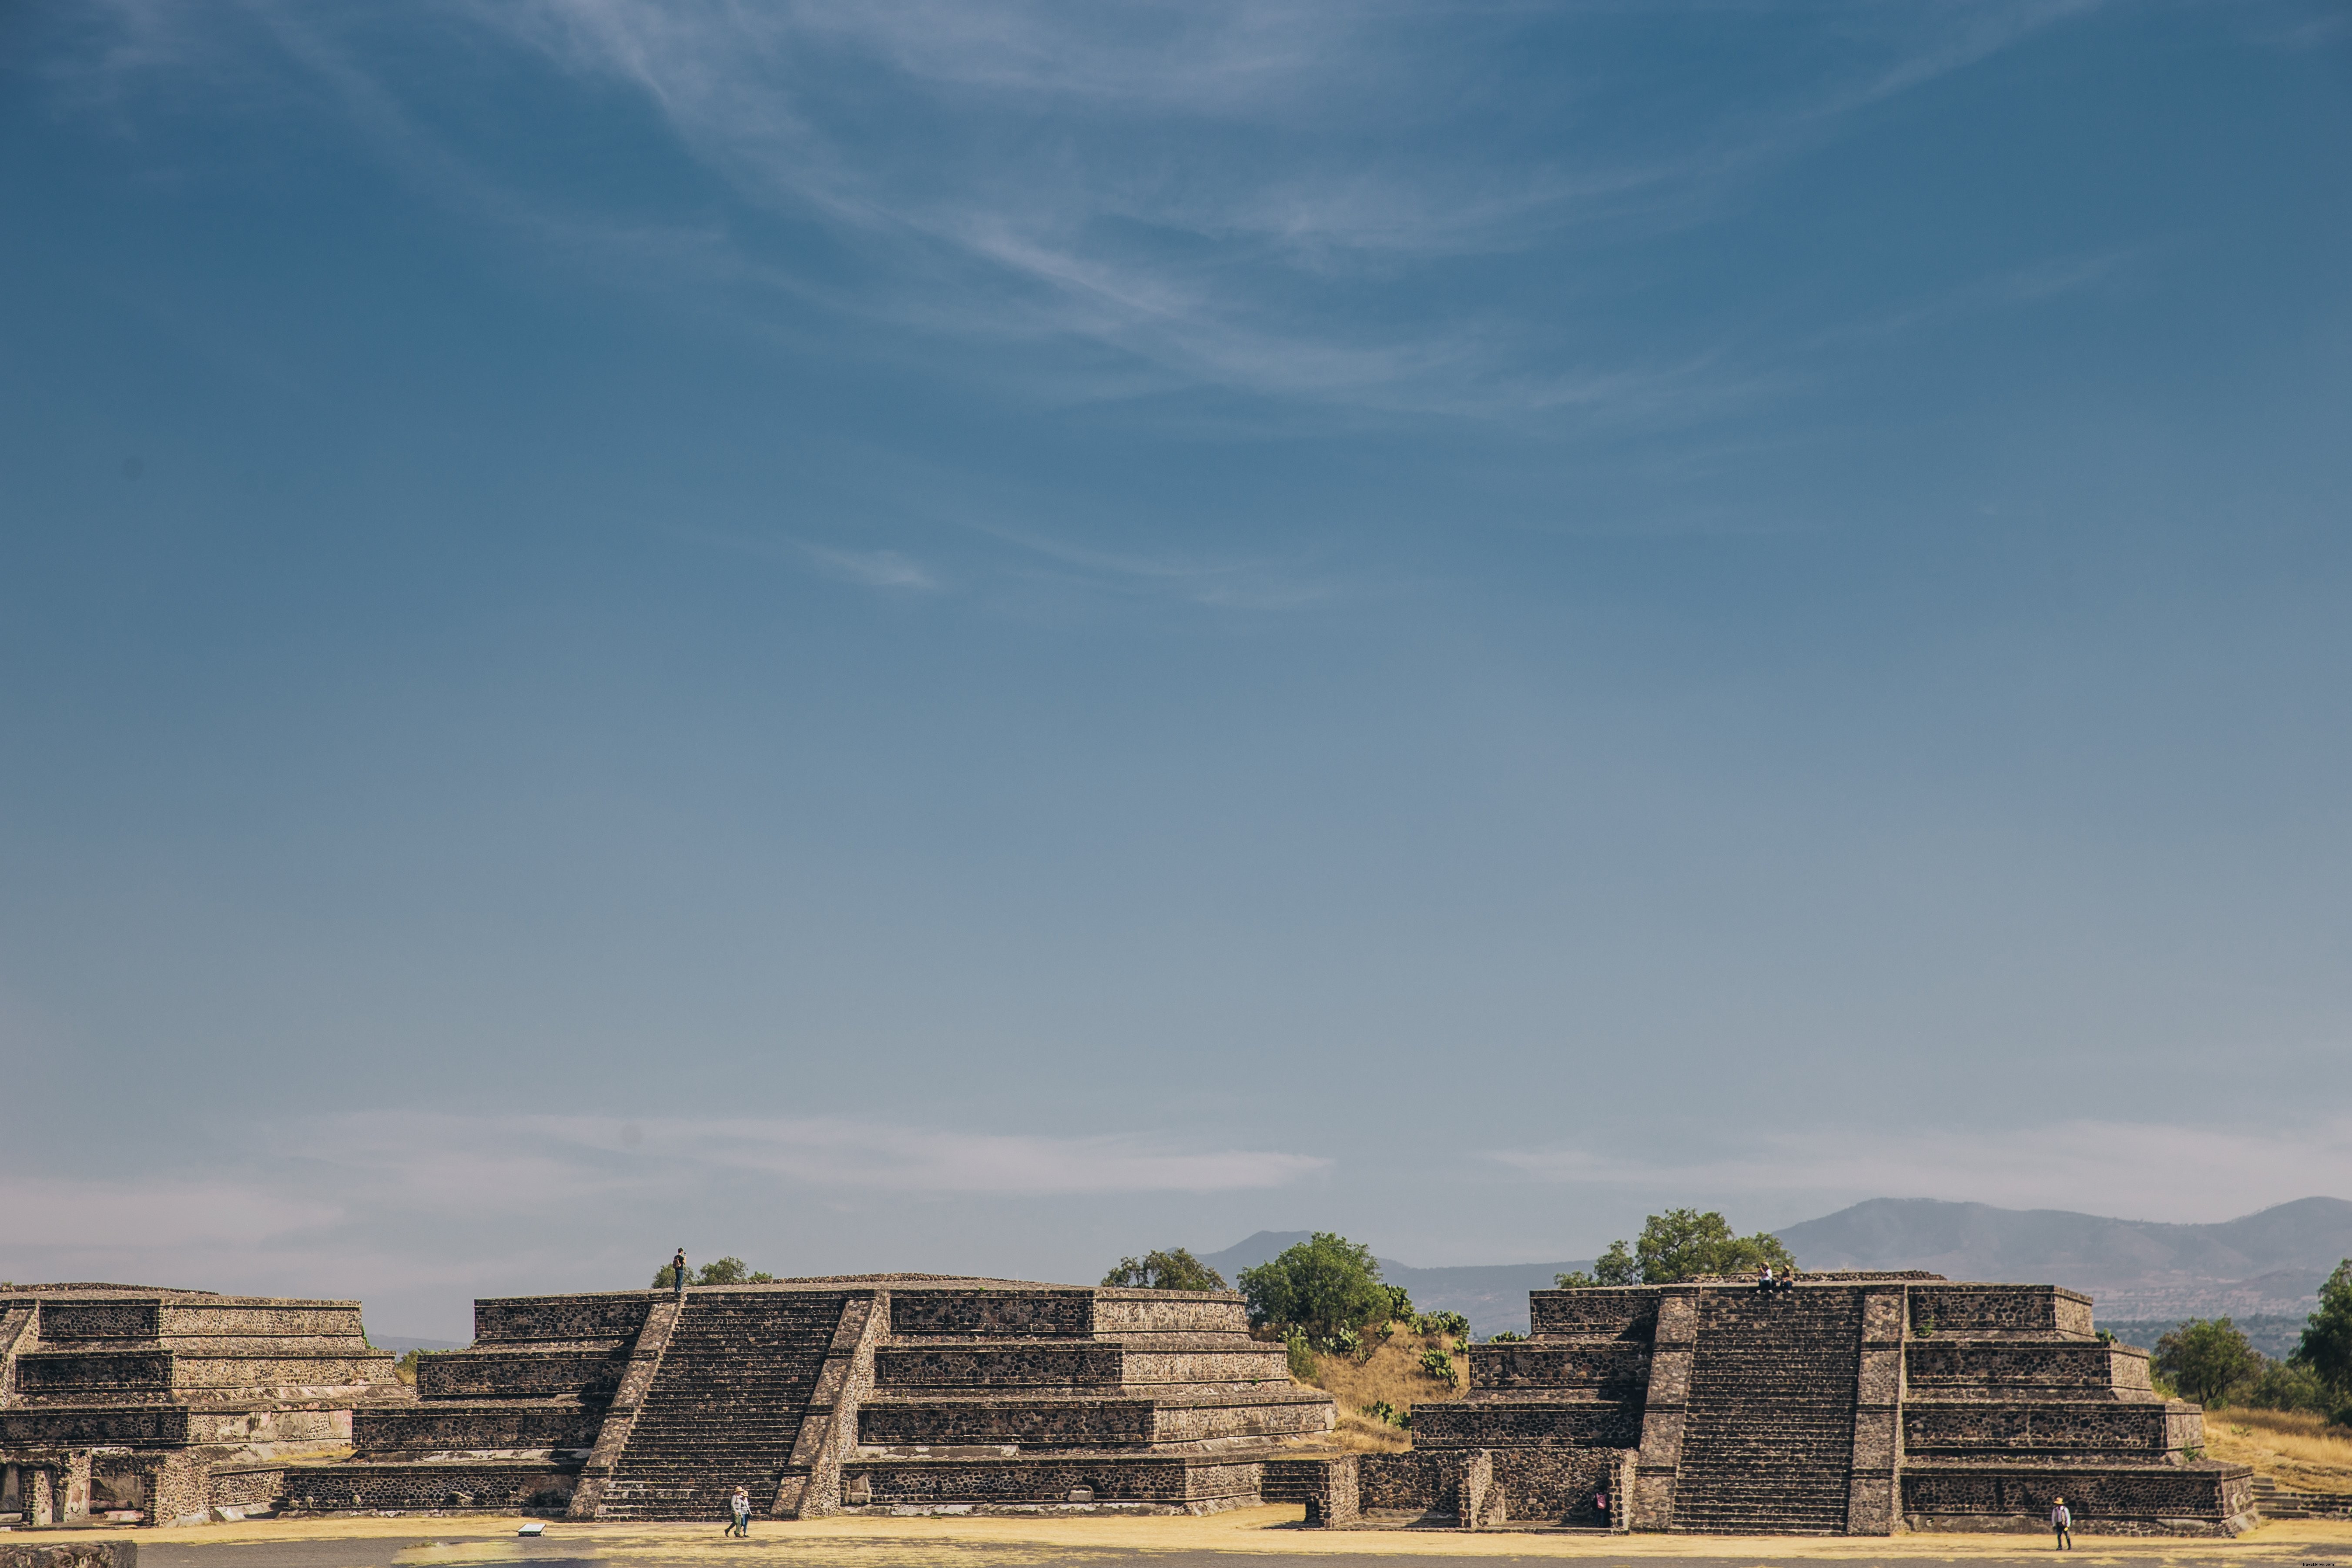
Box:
[354,1404,602,1454]
[0,1408,191,1445]
[274,1461,578,1514]
[1093,1297,1249,1337]
[843,1456,1261,1509]
[0,1541,136,1568]
[1902,1462,2254,1535]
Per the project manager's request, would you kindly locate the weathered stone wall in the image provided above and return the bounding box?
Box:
[1410,1401,1644,1449]
[1906,1340,2151,1396]
[1907,1287,2094,1339]
[0,1408,191,1445]
[1468,1342,1649,1396]
[1904,1401,2190,1459]
[1902,1463,2253,1534]
[844,1454,1259,1507]
[277,1461,577,1513]
[417,1346,631,1400]
[353,1404,602,1454]
[1093,1296,1251,1337]
[889,1292,1094,1338]
[1528,1290,1662,1340]
[0,1540,136,1568]
[473,1297,653,1344]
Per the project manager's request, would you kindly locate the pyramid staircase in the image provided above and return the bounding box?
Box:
[1666,1289,1862,1534]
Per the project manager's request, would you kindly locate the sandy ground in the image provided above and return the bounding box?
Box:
[34,1507,2347,1568]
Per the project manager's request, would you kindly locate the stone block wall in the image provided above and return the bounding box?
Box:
[888,1291,1095,1338]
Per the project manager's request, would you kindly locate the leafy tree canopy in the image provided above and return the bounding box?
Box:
[1238,1232,1389,1345]
[1102,1248,1229,1292]
[1557,1211,1792,1287]
[2154,1318,2263,1406]
[2291,1259,2352,1397]
[651,1256,778,1289]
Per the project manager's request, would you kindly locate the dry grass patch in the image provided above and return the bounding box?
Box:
[2208,1408,2352,1493]
[1290,1324,1468,1452]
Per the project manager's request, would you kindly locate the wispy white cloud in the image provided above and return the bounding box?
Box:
[297,1111,1330,1199]
[800,543,941,592]
[118,0,2093,422]
[1488,1116,2352,1226]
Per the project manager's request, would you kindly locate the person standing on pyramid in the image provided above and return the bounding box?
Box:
[672,1247,689,1299]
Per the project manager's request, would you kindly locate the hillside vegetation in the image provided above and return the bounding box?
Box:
[1288,1319,1471,1452]
[2206,1410,2352,1494]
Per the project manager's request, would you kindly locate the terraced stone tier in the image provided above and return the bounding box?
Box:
[1410,1398,1645,1450]
[1907,1287,2094,1340]
[1901,1460,2256,1536]
[1903,1398,2202,1462]
[857,1387,1333,1451]
[874,1338,1288,1390]
[1528,1289,1665,1341]
[841,1452,1266,1512]
[271,1458,579,1514]
[353,1399,603,1456]
[1905,1339,2155,1398]
[415,1342,633,1401]
[1469,1341,1650,1397]
[13,1350,396,1405]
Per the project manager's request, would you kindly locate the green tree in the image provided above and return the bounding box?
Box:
[1560,1213,1792,1286]
[650,1256,777,1289]
[2292,1259,2352,1398]
[1238,1232,1388,1346]
[2154,1318,2263,1406]
[1102,1247,1229,1291]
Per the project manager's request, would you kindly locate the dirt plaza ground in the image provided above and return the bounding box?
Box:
[47,1508,2352,1568]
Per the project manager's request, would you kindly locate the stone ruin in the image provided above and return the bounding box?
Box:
[1,1271,2259,1534]
[0,1283,404,1527]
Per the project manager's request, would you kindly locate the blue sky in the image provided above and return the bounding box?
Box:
[3,0,2349,1339]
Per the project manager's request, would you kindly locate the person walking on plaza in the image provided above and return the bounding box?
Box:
[727,1485,752,1537]
[2050,1496,2071,1550]
[672,1247,689,1299]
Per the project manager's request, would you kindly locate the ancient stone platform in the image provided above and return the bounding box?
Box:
[1360,1275,2256,1537]
[285,1275,1334,1520]
[0,1283,405,1527]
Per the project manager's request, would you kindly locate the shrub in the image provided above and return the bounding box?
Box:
[1489,1330,1526,1342]
[1419,1346,1456,1384]
[1330,1326,1363,1357]
[1286,1329,1317,1381]
[2244,1360,2332,1414]
[2154,1319,2263,1406]
[1239,1233,1388,1345]
[650,1256,776,1289]
[1383,1284,1414,1322]
[1103,1248,1229,1292]
[1415,1310,1468,1339]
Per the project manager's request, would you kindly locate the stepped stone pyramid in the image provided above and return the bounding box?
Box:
[288,1275,1335,1519]
[0,1284,405,1526]
[1358,1274,2256,1536]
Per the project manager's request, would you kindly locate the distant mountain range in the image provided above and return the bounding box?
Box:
[1778,1196,2352,1321]
[1200,1196,2352,1341]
